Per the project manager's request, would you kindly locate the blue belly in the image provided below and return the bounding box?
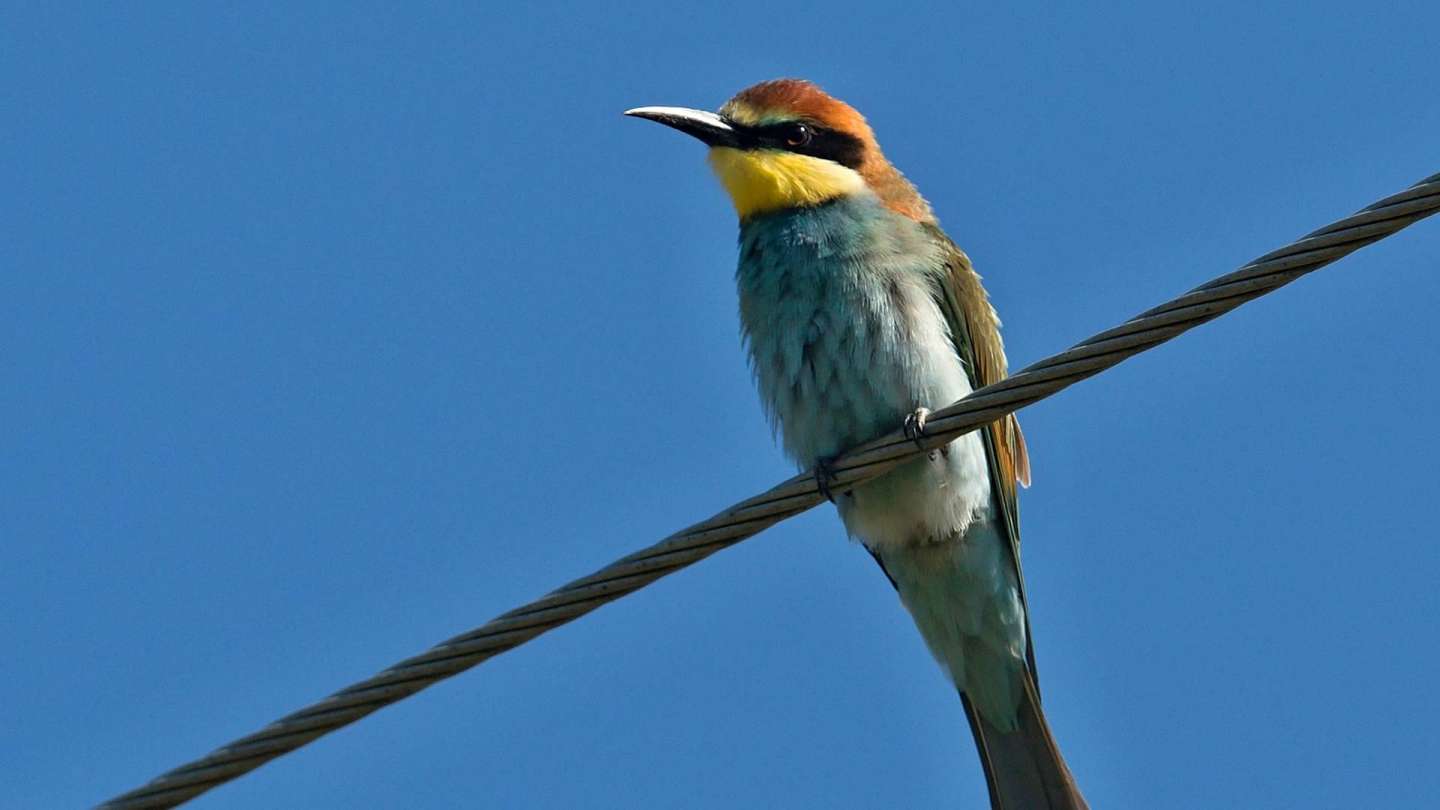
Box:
[734,194,992,548]
[736,195,946,466]
[735,194,1027,724]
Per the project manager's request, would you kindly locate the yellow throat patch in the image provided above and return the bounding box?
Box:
[708,147,866,219]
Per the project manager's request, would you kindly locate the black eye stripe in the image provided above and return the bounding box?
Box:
[754,122,813,147]
[733,121,866,170]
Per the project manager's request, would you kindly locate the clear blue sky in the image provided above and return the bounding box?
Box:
[4,4,1437,808]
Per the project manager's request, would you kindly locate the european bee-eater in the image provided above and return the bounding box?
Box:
[627,79,1085,809]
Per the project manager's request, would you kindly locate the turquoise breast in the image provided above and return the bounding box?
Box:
[735,193,950,467]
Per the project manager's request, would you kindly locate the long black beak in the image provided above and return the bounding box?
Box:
[624,106,740,148]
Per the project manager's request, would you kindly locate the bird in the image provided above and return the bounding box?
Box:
[625,79,1085,809]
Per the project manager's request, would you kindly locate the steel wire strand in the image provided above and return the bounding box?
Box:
[99,171,1440,808]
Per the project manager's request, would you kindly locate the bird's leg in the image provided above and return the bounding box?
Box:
[903,407,930,447]
[814,455,842,503]
[904,407,945,460]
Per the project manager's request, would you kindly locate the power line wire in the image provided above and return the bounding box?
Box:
[99,171,1440,808]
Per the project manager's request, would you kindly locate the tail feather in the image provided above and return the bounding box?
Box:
[962,673,1087,810]
[868,535,1084,808]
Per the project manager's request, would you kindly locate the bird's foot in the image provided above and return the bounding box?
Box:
[904,407,948,460]
[903,407,930,447]
[904,407,944,460]
[814,455,842,503]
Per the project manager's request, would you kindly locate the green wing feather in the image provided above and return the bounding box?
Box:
[924,224,1038,679]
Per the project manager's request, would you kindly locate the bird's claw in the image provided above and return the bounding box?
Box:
[904,407,945,461]
[814,456,841,503]
[904,407,931,449]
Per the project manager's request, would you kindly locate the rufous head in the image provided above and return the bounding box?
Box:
[626,79,932,222]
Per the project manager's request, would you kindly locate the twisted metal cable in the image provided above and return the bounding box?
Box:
[100,171,1440,808]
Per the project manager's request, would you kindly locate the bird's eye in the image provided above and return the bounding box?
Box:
[783,123,812,148]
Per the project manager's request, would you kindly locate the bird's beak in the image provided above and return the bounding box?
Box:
[624,106,740,148]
